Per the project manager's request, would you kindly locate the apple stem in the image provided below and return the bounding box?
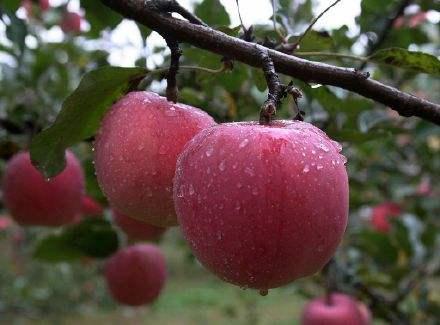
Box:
[164,37,182,103]
[257,47,304,124]
[258,46,283,125]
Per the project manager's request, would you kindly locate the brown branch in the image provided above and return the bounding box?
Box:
[164,37,181,102]
[100,0,440,125]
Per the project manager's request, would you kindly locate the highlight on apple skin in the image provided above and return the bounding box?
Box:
[112,209,167,242]
[2,150,85,227]
[301,293,370,325]
[94,91,216,227]
[104,244,167,306]
[174,120,349,291]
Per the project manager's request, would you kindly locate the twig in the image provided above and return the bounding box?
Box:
[100,0,440,125]
[235,0,246,33]
[271,0,285,40]
[292,0,342,51]
[258,46,284,124]
[359,0,413,69]
[164,37,182,102]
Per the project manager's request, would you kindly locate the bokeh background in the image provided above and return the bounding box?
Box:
[0,0,439,324]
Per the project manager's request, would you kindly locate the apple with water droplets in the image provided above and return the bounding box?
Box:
[105,244,167,306]
[94,91,215,227]
[2,150,85,226]
[174,121,348,291]
[301,293,368,324]
[113,209,166,242]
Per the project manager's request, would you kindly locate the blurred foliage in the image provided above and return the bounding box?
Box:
[0,0,439,323]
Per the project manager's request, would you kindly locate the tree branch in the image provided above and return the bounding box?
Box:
[164,37,182,102]
[100,0,440,125]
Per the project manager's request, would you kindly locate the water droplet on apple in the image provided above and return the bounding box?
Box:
[317,164,323,170]
[205,147,214,157]
[218,160,226,171]
[239,138,249,148]
[159,144,167,154]
[189,184,195,195]
[303,165,310,173]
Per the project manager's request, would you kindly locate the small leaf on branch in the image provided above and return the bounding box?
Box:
[30,66,148,178]
[370,48,440,75]
[33,218,119,263]
[195,0,230,27]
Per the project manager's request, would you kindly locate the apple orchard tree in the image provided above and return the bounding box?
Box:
[0,0,439,324]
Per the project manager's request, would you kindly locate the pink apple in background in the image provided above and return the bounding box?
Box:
[2,151,84,227]
[301,293,368,325]
[0,216,13,231]
[371,202,401,233]
[416,177,432,197]
[174,120,349,291]
[105,244,167,306]
[113,209,166,242]
[39,0,50,11]
[357,302,372,325]
[81,195,104,217]
[60,11,82,34]
[94,91,215,227]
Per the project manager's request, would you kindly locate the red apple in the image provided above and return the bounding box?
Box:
[81,195,104,217]
[371,202,401,233]
[94,91,215,227]
[174,121,348,290]
[39,0,50,11]
[104,244,167,306]
[2,151,84,226]
[0,216,13,231]
[301,293,365,325]
[357,302,372,325]
[113,209,166,242]
[60,11,82,34]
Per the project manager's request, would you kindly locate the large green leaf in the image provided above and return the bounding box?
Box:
[195,0,230,27]
[34,218,119,262]
[370,48,440,75]
[30,66,148,178]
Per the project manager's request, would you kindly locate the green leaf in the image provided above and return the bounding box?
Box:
[290,31,334,52]
[2,0,21,11]
[33,218,119,262]
[33,235,84,262]
[370,48,440,75]
[30,66,148,178]
[64,218,119,258]
[217,26,241,37]
[195,0,230,27]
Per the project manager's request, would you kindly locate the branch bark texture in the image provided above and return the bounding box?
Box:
[101,0,440,125]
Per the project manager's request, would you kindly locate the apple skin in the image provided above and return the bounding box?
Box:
[301,293,366,325]
[60,11,82,34]
[81,195,104,217]
[104,244,167,306]
[371,202,401,233]
[2,151,84,227]
[113,209,166,242]
[357,302,372,325]
[94,91,215,227]
[174,120,348,290]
